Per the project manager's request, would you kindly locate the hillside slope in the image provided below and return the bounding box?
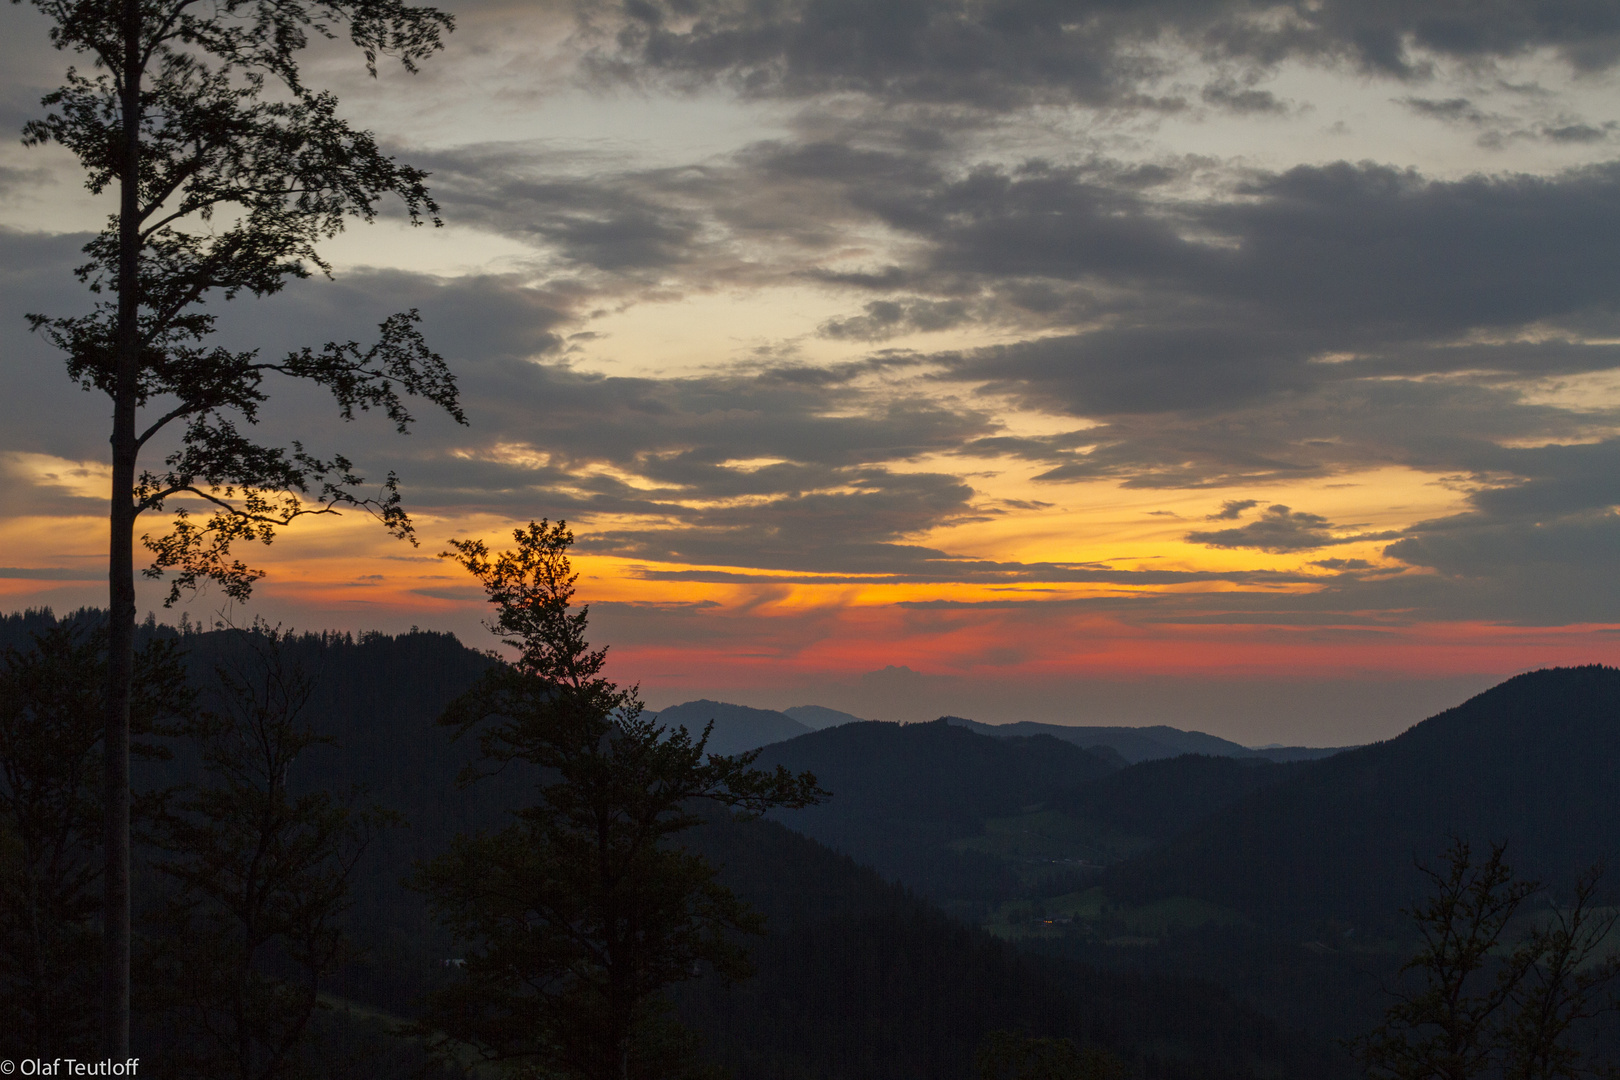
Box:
[755,719,1118,899]
[1104,665,1620,928]
[1049,755,1296,848]
[679,813,1347,1080]
[945,716,1345,763]
[1,615,1329,1077]
[651,699,812,755]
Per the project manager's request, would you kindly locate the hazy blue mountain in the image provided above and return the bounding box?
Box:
[782,703,867,729]
[650,699,812,756]
[1103,665,1620,929]
[944,716,1347,763]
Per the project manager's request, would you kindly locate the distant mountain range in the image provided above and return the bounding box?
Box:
[649,699,816,755]
[22,615,1330,1079]
[647,701,871,755]
[945,716,1348,764]
[9,608,1612,1069]
[647,695,1351,763]
[782,704,867,729]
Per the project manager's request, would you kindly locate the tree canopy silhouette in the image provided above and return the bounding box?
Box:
[18,0,461,1052]
[415,520,824,1080]
[1357,839,1620,1080]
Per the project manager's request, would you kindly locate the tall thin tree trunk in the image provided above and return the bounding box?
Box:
[103,0,143,1056]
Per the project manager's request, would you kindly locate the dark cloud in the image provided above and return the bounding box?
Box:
[0,567,99,580]
[407,143,1620,488]
[626,559,1314,587]
[1543,121,1614,143]
[10,11,1620,636]
[817,297,977,340]
[1397,94,1617,148]
[1400,96,1486,123]
[584,0,1620,112]
[1201,78,1288,115]
[413,146,711,273]
[1311,557,1374,571]
[1187,504,1401,553]
[1208,499,1259,520]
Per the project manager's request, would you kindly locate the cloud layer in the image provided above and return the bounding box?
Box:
[3,0,1619,706]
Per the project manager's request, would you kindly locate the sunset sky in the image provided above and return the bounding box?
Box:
[3,1,1619,744]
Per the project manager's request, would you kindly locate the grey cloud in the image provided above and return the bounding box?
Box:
[412,147,710,273]
[1366,513,1620,625]
[818,297,976,340]
[946,325,1308,417]
[591,0,1178,111]
[1387,510,1620,580]
[2,233,1010,578]
[1399,96,1491,124]
[0,567,100,580]
[574,467,986,572]
[826,157,1620,378]
[626,557,1315,587]
[1203,161,1620,338]
[1201,78,1288,115]
[584,0,1620,112]
[1398,95,1617,148]
[1268,440,1620,623]
[1208,499,1259,520]
[1542,121,1615,143]
[1187,504,1402,553]
[1310,557,1374,571]
[405,144,1620,457]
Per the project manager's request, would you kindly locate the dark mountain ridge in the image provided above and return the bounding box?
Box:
[1050,754,1296,847]
[1104,665,1620,928]
[2,609,1340,1077]
[754,719,1120,901]
[679,812,1345,1080]
[944,715,1348,763]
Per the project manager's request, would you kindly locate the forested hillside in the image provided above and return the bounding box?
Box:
[757,719,1119,900]
[9,607,1613,1075]
[0,609,1347,1077]
[1102,665,1620,928]
[944,716,1346,764]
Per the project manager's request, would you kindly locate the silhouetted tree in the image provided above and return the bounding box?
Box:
[144,623,393,1080]
[0,622,189,1057]
[1499,865,1620,1080]
[17,0,460,1050]
[1358,839,1620,1080]
[415,521,824,1080]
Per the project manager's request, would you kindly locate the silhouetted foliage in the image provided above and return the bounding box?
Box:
[1356,839,1620,1080]
[0,621,189,1058]
[142,624,394,1080]
[17,0,460,1045]
[415,521,823,1080]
